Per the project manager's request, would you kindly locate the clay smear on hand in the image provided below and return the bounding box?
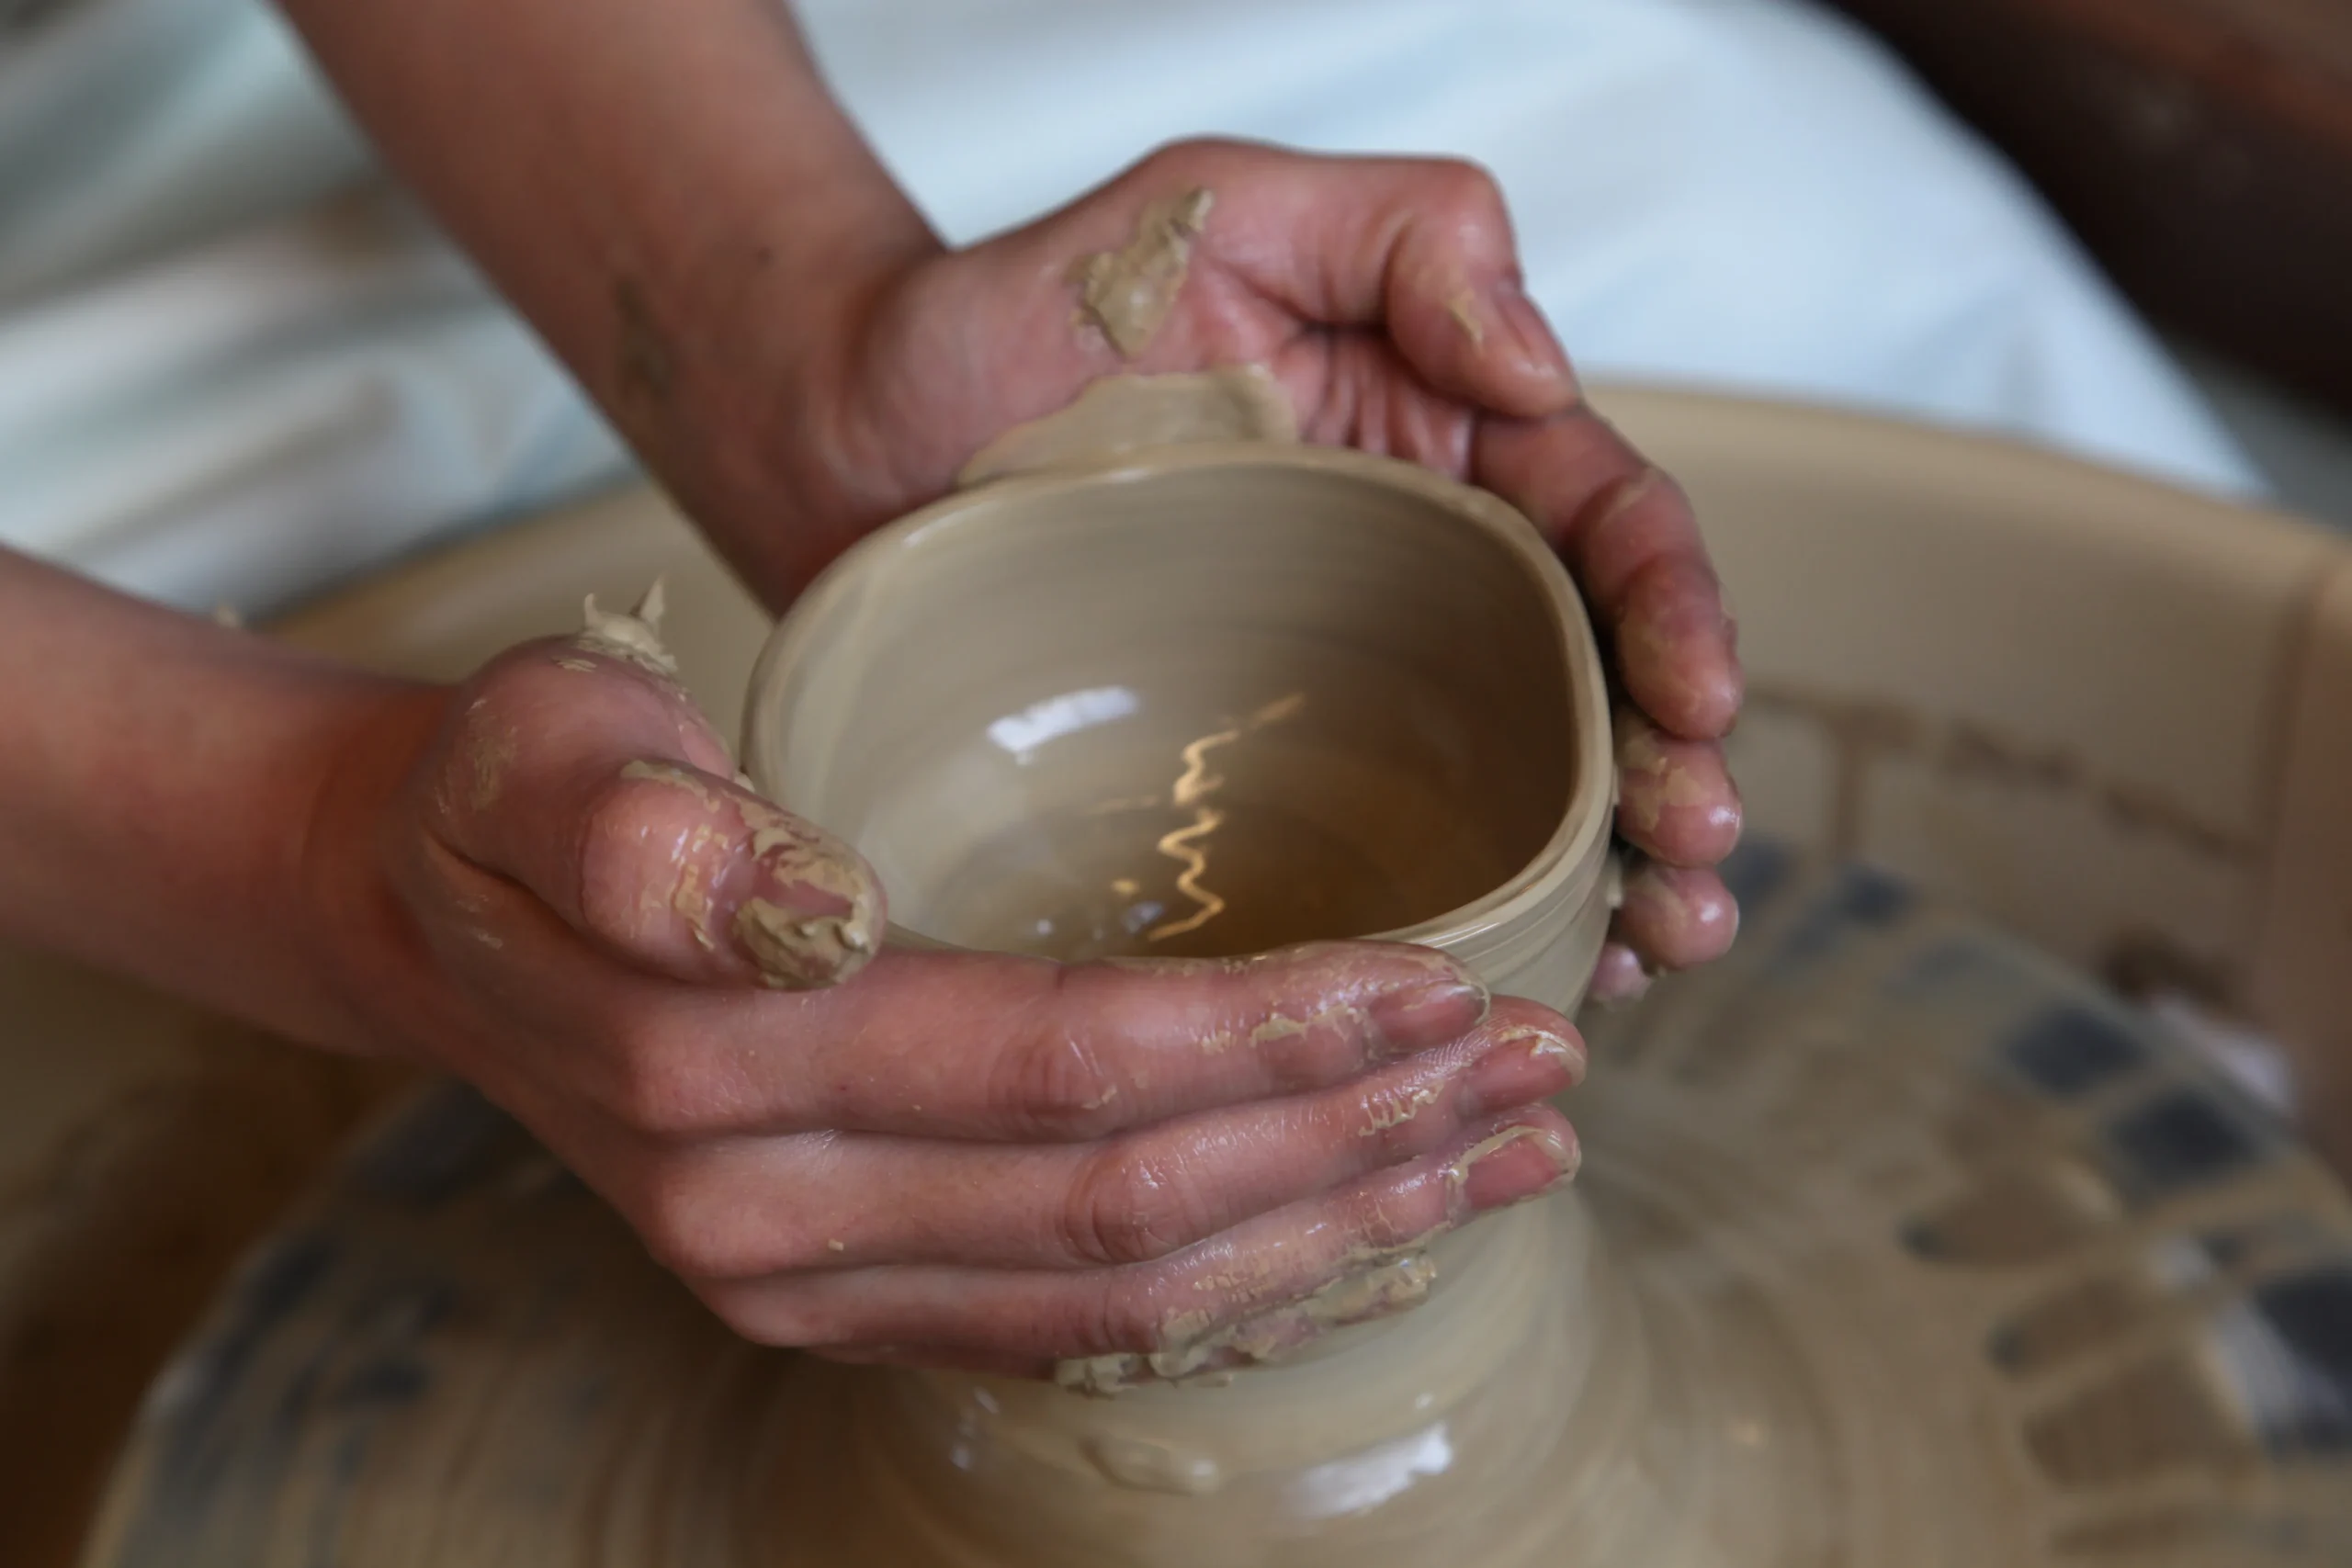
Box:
[1054,1247,1441,1397]
[955,367,1298,487]
[617,759,884,991]
[1070,187,1214,358]
[1615,722,1713,838]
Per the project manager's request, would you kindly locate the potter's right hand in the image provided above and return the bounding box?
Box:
[313,611,1582,1378]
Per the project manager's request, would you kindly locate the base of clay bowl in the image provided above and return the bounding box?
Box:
[77,847,2352,1568]
[741,441,1617,1011]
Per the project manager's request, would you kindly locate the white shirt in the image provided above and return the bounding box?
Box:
[0,0,2259,614]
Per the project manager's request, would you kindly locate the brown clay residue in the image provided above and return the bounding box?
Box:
[1748,681,2253,863]
[1069,188,1213,359]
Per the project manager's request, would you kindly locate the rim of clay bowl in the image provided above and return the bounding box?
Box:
[743,441,1615,955]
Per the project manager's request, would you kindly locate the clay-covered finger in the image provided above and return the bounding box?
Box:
[611,939,1490,1143]
[1475,411,1742,741]
[691,1104,1578,1371]
[627,1000,1580,1278]
[1613,706,1741,868]
[413,592,884,990]
[1611,861,1738,974]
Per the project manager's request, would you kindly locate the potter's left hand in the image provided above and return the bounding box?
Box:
[720,141,1743,1000]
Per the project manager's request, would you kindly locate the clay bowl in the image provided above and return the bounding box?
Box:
[741,442,1616,1011]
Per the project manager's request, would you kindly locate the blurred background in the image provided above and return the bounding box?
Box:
[1,0,2346,615]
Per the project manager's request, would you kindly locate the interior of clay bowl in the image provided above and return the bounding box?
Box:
[745,449,1599,961]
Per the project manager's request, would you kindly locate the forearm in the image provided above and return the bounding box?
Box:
[0,549,430,1051]
[272,0,939,592]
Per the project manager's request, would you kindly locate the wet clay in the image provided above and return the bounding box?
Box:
[1070,187,1213,358]
[77,852,2352,1567]
[575,578,679,679]
[731,814,882,989]
[956,367,1298,489]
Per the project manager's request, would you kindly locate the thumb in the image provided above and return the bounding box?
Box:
[415,583,885,989]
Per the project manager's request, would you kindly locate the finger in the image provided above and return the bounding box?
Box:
[415,606,883,991]
[1160,141,1579,420]
[694,1104,1578,1371]
[1476,410,1742,740]
[1611,861,1739,973]
[607,939,1489,1142]
[1588,942,1652,1006]
[1613,705,1741,867]
[628,1000,1579,1277]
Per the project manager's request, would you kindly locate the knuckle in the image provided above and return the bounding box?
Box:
[994,985,1127,1140]
[639,1158,840,1285]
[634,1168,735,1279]
[1135,135,1242,185]
[570,771,670,948]
[1078,1276,1168,1358]
[1063,1146,1216,1267]
[598,1027,722,1139]
[1419,156,1508,228]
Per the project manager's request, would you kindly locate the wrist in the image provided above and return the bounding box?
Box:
[292,682,458,1064]
[664,209,945,604]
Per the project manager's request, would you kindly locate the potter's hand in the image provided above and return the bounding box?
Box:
[320,618,1581,1375]
[269,2,1733,998]
[745,142,1742,1001]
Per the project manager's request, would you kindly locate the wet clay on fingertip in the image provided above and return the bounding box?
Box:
[616,757,883,990]
[731,813,883,990]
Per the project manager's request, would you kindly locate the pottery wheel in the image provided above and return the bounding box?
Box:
[76,842,2352,1567]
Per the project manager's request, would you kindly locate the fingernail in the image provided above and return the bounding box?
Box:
[732,805,886,989]
[1452,1122,1578,1213]
[1367,974,1490,1057]
[1491,280,1573,386]
[1459,1027,1579,1117]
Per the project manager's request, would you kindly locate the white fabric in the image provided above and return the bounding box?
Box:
[0,0,2260,614]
